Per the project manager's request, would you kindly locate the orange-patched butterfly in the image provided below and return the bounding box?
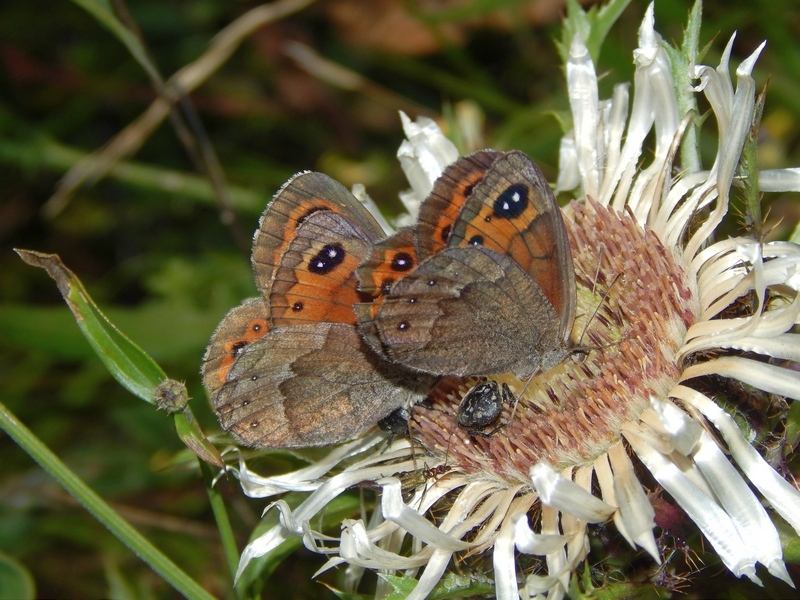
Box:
[356,150,577,380]
[202,172,435,448]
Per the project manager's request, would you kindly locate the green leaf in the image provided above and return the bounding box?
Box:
[682,0,703,68]
[0,552,36,600]
[664,0,703,174]
[557,0,633,67]
[784,531,800,564]
[0,401,215,600]
[790,221,800,245]
[381,572,495,599]
[739,85,767,241]
[15,249,167,404]
[15,250,226,467]
[174,409,224,468]
[380,573,419,598]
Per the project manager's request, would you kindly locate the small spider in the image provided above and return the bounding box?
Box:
[456,380,513,437]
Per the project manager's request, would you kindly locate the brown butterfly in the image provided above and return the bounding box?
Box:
[202,172,434,448]
[356,150,576,380]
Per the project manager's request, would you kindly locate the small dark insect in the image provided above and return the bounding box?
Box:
[378,407,410,436]
[424,463,452,478]
[456,380,514,437]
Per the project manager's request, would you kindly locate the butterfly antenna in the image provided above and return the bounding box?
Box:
[509,372,536,425]
[510,262,622,426]
[404,410,420,470]
[590,245,606,298]
[576,271,623,348]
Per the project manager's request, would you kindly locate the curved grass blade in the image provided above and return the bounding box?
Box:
[0,401,216,600]
[0,552,35,600]
[68,0,161,83]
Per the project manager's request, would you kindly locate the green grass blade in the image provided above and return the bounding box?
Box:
[199,460,240,585]
[0,400,215,600]
[68,0,161,83]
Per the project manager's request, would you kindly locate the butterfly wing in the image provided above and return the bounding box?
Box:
[354,226,419,354]
[201,297,270,397]
[446,151,576,340]
[212,209,435,448]
[354,153,503,356]
[204,181,378,403]
[355,226,419,299]
[214,322,432,447]
[354,150,504,319]
[415,150,503,259]
[368,151,575,378]
[269,210,374,326]
[252,171,386,297]
[371,246,563,379]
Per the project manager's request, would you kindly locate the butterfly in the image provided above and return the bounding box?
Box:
[355,150,577,381]
[202,172,435,448]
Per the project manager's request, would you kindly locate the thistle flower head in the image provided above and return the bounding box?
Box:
[226,4,800,597]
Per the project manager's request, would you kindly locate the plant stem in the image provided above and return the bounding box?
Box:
[200,459,241,585]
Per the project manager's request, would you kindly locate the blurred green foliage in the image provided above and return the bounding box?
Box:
[1,0,799,598]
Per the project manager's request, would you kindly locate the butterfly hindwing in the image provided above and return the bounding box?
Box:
[361,150,576,379]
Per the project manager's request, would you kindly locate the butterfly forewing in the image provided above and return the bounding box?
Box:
[364,150,577,379]
[270,211,373,326]
[415,150,503,259]
[448,151,576,339]
[252,172,385,297]
[205,170,436,449]
[353,227,420,354]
